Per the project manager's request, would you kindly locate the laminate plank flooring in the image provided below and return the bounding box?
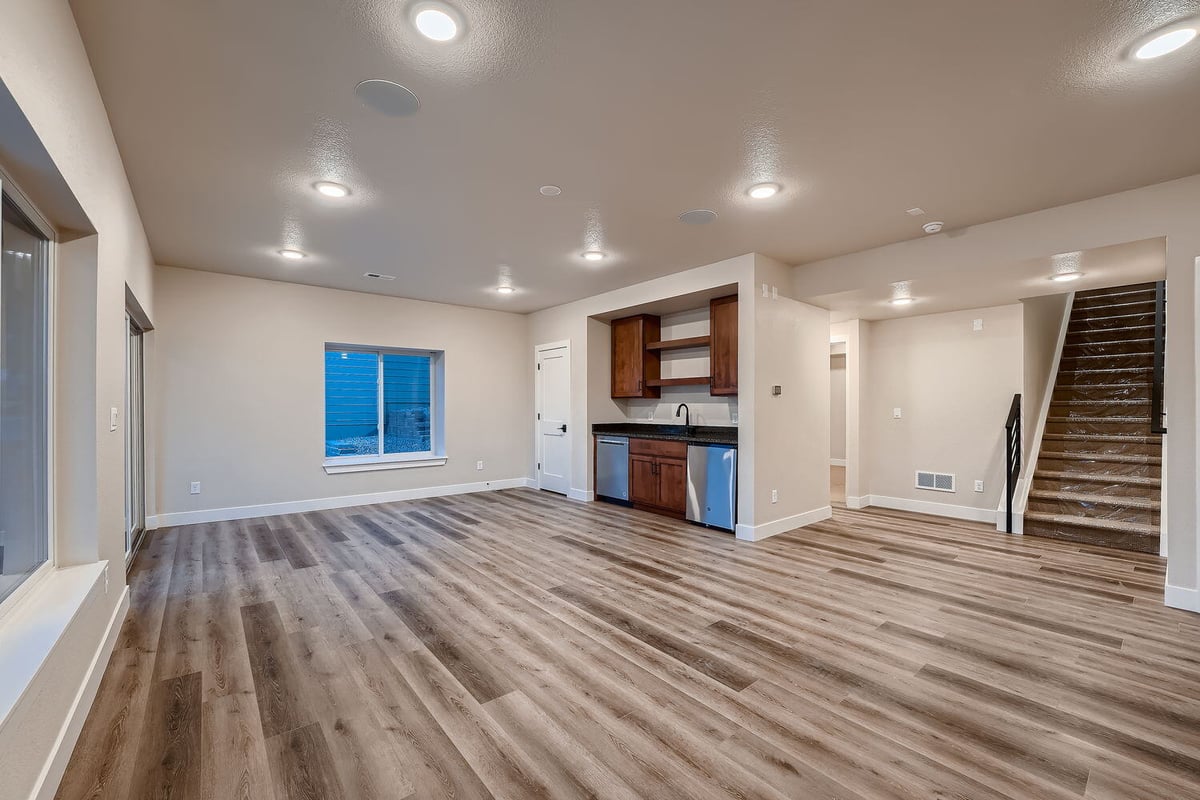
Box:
[56,489,1200,799]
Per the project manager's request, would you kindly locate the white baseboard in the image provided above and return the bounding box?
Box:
[1165,584,1200,613]
[862,494,996,524]
[829,458,847,468]
[736,505,833,542]
[32,584,129,800]
[845,495,868,509]
[567,488,595,502]
[148,477,534,527]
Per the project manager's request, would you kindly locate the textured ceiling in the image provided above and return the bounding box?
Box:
[71,0,1200,312]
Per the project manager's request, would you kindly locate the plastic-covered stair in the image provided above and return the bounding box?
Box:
[1024,283,1163,553]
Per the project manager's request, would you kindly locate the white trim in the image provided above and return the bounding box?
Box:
[845,495,868,509]
[736,505,833,542]
[0,562,107,734]
[567,488,594,502]
[147,477,534,526]
[31,584,128,800]
[1165,583,1199,613]
[863,494,996,524]
[829,458,847,467]
[323,455,447,474]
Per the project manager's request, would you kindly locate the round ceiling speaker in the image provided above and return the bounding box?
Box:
[355,79,421,116]
[679,209,718,225]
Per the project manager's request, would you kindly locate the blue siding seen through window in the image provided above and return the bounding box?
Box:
[325,349,432,457]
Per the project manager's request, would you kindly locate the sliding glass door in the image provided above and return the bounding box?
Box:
[125,313,146,562]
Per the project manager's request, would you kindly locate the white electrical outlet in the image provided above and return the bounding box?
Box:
[974,480,984,492]
[476,460,484,471]
[771,286,778,300]
[771,489,778,504]
[973,318,983,331]
[190,481,201,495]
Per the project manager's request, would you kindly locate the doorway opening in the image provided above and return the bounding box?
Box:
[830,340,847,505]
[125,310,147,565]
[535,341,571,496]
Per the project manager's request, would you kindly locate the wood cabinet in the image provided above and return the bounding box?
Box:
[611,315,661,398]
[629,439,687,516]
[709,295,738,396]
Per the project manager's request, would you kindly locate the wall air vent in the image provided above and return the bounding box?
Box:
[916,471,956,493]
[363,272,397,280]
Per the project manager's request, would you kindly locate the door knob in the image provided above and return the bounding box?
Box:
[558,424,567,433]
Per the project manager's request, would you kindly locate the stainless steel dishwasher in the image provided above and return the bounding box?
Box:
[686,444,737,531]
[595,436,630,503]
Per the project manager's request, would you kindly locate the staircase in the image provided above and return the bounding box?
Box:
[1024,282,1164,554]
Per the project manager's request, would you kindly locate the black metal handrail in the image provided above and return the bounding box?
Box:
[1151,280,1167,435]
[1004,393,1021,534]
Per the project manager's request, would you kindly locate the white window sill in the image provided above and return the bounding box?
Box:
[323,455,448,474]
[0,561,108,731]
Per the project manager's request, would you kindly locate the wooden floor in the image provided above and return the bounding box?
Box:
[56,489,1200,800]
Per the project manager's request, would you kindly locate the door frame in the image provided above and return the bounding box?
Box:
[534,340,572,493]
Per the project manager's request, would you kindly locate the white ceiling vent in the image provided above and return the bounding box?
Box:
[363,272,397,280]
[916,471,955,493]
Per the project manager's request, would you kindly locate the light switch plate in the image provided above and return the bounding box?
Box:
[974,480,985,492]
[109,407,119,431]
[893,407,902,419]
[973,318,983,331]
[190,481,201,495]
[476,460,484,471]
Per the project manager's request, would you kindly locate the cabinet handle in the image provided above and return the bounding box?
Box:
[637,379,642,391]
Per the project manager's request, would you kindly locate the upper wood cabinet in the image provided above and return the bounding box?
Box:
[709,295,738,396]
[611,314,661,398]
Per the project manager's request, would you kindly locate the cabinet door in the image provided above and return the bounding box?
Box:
[629,454,659,506]
[710,295,738,396]
[611,315,661,398]
[656,457,688,515]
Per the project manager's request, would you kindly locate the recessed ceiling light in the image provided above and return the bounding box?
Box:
[1135,27,1197,59]
[496,285,515,294]
[747,182,781,200]
[1050,271,1083,282]
[278,249,307,260]
[582,250,605,262]
[355,79,421,116]
[890,296,915,306]
[413,3,460,41]
[539,185,562,196]
[314,181,350,198]
[679,209,718,225]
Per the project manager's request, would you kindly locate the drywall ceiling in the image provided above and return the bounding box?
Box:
[71,0,1200,312]
[806,237,1167,322]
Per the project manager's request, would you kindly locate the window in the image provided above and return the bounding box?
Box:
[324,345,445,471]
[1,192,51,606]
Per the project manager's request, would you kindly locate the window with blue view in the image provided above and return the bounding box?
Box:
[324,347,437,459]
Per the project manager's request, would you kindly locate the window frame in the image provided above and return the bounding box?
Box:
[322,343,446,474]
[0,168,57,621]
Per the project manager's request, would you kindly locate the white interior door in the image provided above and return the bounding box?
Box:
[536,344,571,495]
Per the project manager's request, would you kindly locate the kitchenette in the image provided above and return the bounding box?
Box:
[592,293,739,532]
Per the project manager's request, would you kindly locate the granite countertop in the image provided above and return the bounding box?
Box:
[591,422,738,446]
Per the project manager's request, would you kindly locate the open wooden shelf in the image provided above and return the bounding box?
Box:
[646,335,711,352]
[647,376,711,388]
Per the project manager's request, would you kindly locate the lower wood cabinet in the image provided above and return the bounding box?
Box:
[629,439,687,516]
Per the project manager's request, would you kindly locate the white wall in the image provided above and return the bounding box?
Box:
[1020,292,1072,467]
[830,353,847,461]
[153,266,531,520]
[0,1,157,795]
[792,174,1200,610]
[745,254,832,537]
[864,305,1022,520]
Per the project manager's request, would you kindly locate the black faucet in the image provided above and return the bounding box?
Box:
[675,403,690,429]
